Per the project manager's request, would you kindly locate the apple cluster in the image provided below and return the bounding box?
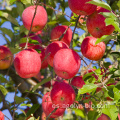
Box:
[0,0,116,119]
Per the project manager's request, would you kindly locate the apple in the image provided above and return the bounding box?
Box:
[42,92,65,118]
[50,25,72,46]
[40,48,48,69]
[68,0,97,15]
[45,41,69,67]
[0,111,4,120]
[71,76,85,89]
[14,49,41,78]
[50,81,75,108]
[86,7,115,38]
[97,114,110,120]
[53,48,81,79]
[22,5,47,32]
[81,36,106,61]
[34,72,41,82]
[0,45,13,70]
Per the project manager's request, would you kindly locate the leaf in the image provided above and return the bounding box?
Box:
[26,104,40,117]
[88,110,98,120]
[9,0,17,4]
[73,109,85,118]
[102,104,118,120]
[78,83,98,95]
[87,0,111,11]
[99,12,116,20]
[95,35,116,45]
[0,11,19,26]
[16,2,25,17]
[20,103,32,107]
[15,96,29,104]
[113,87,120,101]
[0,28,14,39]
[9,47,20,54]
[117,1,120,8]
[21,0,31,5]
[0,85,8,96]
[0,75,7,83]
[32,77,51,92]
[114,70,120,77]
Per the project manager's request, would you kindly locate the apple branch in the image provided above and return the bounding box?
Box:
[70,15,80,49]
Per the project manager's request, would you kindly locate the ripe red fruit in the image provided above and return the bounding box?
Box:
[71,76,85,89]
[22,5,47,32]
[81,36,106,61]
[50,25,72,46]
[68,0,97,15]
[45,41,69,67]
[53,49,81,79]
[51,81,76,108]
[14,49,41,78]
[40,48,48,69]
[0,46,13,70]
[86,7,115,38]
[0,111,4,120]
[42,92,65,118]
[97,114,110,120]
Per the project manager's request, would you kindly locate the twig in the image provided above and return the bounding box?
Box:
[46,108,57,120]
[70,15,80,49]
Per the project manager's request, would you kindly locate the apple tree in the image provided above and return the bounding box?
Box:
[0,0,120,120]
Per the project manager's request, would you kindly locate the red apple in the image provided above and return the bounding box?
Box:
[22,5,47,32]
[97,114,110,120]
[14,49,41,78]
[0,46,13,70]
[42,92,65,118]
[68,0,97,15]
[34,72,41,82]
[50,81,76,108]
[40,48,48,69]
[86,7,115,38]
[81,36,106,61]
[50,25,72,46]
[45,41,69,67]
[71,76,85,89]
[53,48,81,79]
[0,111,4,120]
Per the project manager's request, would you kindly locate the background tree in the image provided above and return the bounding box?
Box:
[0,0,120,120]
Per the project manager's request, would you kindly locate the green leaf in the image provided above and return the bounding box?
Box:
[117,1,120,8]
[95,35,116,45]
[78,83,98,95]
[114,70,120,77]
[113,87,120,101]
[32,77,51,92]
[73,109,85,118]
[99,12,116,20]
[16,2,25,17]
[9,0,17,4]
[20,103,32,107]
[26,104,40,117]
[87,0,111,11]
[0,28,14,39]
[9,47,20,54]
[0,85,8,96]
[0,11,19,26]
[88,110,98,120]
[21,0,31,5]
[15,96,29,104]
[0,75,7,83]
[102,104,118,120]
